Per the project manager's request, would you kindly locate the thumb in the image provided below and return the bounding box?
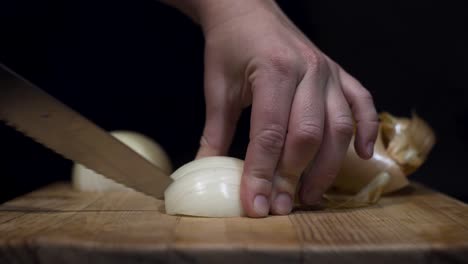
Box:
[196,75,240,159]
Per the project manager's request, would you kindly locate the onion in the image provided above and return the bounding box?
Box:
[333,112,435,194]
[324,172,390,209]
[72,113,432,216]
[164,156,244,217]
[164,112,435,216]
[164,113,435,216]
[72,131,172,192]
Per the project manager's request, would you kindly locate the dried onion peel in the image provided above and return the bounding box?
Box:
[333,112,435,194]
[72,131,172,192]
[324,172,390,209]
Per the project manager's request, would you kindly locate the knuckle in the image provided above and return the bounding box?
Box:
[358,89,374,103]
[246,168,275,185]
[303,50,320,65]
[292,121,323,146]
[279,171,301,185]
[353,89,379,122]
[332,115,354,136]
[263,47,296,76]
[303,50,327,74]
[253,125,286,155]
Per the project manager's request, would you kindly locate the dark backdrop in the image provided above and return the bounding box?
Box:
[0,0,467,203]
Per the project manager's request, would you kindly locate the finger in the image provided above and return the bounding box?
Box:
[300,78,354,205]
[339,69,379,159]
[196,70,240,159]
[240,69,297,218]
[271,70,326,215]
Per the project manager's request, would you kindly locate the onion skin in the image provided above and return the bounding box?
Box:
[333,131,408,194]
[382,112,436,175]
[333,112,435,194]
[325,172,390,209]
[72,131,172,192]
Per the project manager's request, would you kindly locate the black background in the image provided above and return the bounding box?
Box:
[0,0,467,203]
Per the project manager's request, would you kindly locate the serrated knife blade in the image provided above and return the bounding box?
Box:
[0,63,172,199]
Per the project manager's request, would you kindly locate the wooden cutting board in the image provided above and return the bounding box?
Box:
[0,182,467,263]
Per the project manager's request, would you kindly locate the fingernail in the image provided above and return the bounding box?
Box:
[253,195,269,217]
[367,142,374,157]
[273,193,293,215]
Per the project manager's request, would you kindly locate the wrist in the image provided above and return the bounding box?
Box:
[162,0,279,34]
[197,0,276,32]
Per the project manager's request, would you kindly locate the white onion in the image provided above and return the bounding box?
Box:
[164,156,244,217]
[72,130,172,192]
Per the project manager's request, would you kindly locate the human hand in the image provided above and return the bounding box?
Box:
[165,0,379,217]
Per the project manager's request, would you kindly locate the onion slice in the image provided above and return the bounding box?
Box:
[164,157,244,217]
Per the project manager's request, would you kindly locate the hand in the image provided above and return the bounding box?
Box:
[164,0,379,217]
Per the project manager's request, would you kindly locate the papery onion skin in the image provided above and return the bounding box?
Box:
[72,131,172,192]
[333,112,435,194]
[409,113,436,158]
[325,172,390,209]
[333,132,408,194]
[164,157,244,217]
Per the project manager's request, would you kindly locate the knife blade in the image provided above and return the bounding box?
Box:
[0,63,172,199]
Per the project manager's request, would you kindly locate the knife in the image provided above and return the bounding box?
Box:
[0,63,172,199]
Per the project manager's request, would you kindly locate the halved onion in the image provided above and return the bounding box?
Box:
[72,131,172,192]
[164,157,244,217]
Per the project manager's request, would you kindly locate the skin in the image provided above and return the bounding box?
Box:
[162,0,379,217]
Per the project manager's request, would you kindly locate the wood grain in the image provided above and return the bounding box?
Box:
[0,182,467,263]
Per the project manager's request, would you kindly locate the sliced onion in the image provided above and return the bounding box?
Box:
[164,157,244,217]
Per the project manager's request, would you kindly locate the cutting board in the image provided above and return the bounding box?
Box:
[0,182,467,264]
